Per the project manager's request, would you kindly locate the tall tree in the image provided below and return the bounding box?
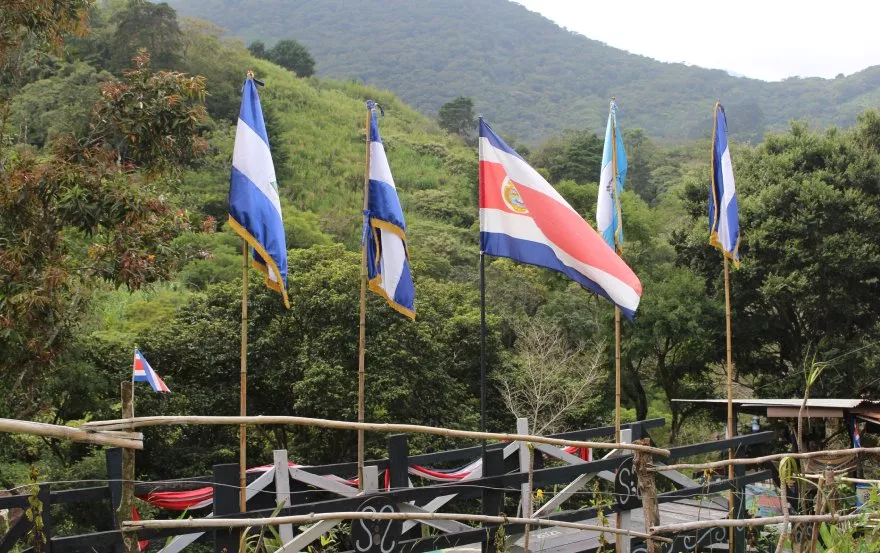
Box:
[267,39,315,77]
[674,112,880,399]
[0,50,207,419]
[437,96,476,141]
[111,0,183,70]
[530,129,603,185]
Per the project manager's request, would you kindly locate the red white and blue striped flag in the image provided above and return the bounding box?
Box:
[478,118,642,318]
[132,349,170,393]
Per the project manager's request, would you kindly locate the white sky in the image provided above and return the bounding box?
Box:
[515,0,880,81]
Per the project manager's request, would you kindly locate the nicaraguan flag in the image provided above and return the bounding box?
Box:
[228,76,289,307]
[365,101,415,319]
[133,349,170,393]
[479,118,641,319]
[597,100,628,251]
[709,102,741,266]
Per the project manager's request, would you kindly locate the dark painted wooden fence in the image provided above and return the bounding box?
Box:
[0,419,776,553]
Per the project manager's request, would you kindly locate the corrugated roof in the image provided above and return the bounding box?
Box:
[672,398,880,410]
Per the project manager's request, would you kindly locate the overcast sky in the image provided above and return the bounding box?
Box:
[515,0,880,81]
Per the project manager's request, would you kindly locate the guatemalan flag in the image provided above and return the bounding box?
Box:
[228,75,289,307]
[479,118,642,319]
[597,100,628,251]
[132,349,170,393]
[365,101,415,319]
[709,102,741,266]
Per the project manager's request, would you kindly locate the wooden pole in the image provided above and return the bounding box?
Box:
[651,446,880,472]
[610,99,624,553]
[634,439,660,553]
[118,381,138,553]
[357,104,372,491]
[240,239,249,513]
[0,420,142,449]
[83,415,672,456]
[122,511,670,543]
[724,255,735,551]
[609,99,622,446]
[650,512,875,535]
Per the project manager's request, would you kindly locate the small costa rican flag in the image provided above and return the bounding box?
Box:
[132,349,170,393]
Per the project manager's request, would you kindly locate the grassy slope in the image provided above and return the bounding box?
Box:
[165,0,880,145]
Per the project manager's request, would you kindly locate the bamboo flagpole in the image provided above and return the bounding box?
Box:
[724,254,735,547]
[609,97,624,553]
[611,109,621,445]
[710,100,740,551]
[239,239,249,513]
[357,104,372,491]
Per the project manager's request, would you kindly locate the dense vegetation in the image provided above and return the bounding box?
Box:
[2,0,880,506]
[164,0,880,144]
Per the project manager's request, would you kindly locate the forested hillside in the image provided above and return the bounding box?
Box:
[165,0,880,144]
[3,0,880,498]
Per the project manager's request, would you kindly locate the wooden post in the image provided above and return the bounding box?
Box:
[809,473,825,553]
[273,450,294,544]
[387,434,408,490]
[357,104,372,491]
[481,448,504,553]
[106,447,123,553]
[617,428,633,553]
[633,438,660,553]
[117,382,137,553]
[214,463,241,553]
[239,240,249,514]
[516,418,533,552]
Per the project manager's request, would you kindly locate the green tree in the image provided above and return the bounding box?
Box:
[267,39,315,77]
[530,130,603,185]
[623,265,721,442]
[674,112,880,399]
[248,40,266,59]
[0,51,207,419]
[437,96,476,140]
[111,0,183,70]
[127,246,507,475]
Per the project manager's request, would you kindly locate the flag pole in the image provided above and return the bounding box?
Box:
[479,251,487,456]
[610,98,624,553]
[357,104,372,491]
[724,254,735,547]
[609,98,622,446]
[239,238,248,513]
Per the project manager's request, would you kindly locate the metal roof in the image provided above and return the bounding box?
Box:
[672,398,880,409]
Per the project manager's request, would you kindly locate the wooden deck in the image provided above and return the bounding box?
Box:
[444,499,729,553]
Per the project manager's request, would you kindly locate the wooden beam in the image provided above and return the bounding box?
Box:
[0,419,143,449]
[81,416,670,457]
[767,407,844,418]
[122,511,672,544]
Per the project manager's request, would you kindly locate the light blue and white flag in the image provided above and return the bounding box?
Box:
[709,102,741,266]
[597,99,628,251]
[229,76,289,307]
[365,101,415,319]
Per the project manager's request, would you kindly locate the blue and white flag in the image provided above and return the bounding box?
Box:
[229,76,289,307]
[709,102,741,266]
[597,100,628,251]
[365,101,415,319]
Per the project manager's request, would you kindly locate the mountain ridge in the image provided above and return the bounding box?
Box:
[163,0,880,144]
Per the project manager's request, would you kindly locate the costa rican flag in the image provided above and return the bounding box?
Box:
[132,349,170,393]
[479,118,642,318]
